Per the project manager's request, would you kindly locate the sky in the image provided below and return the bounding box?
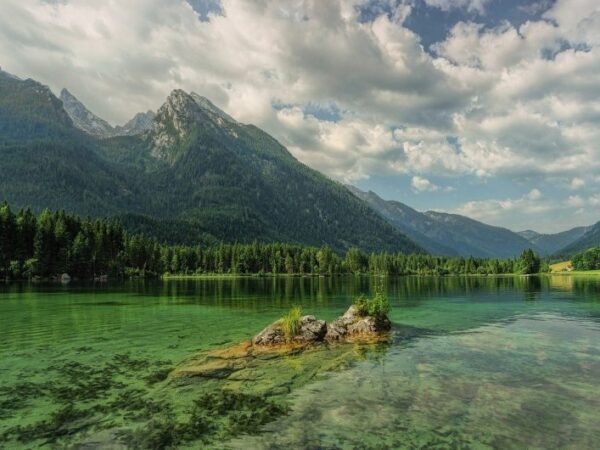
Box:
[0,0,599,233]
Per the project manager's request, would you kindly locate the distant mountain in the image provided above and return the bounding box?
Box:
[555,222,600,257]
[0,70,74,142]
[518,230,540,241]
[0,75,148,217]
[350,187,539,258]
[347,187,458,256]
[0,73,421,254]
[60,89,114,138]
[115,111,156,136]
[519,226,591,256]
[60,89,155,138]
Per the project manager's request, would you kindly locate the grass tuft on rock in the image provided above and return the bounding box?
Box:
[281,306,302,340]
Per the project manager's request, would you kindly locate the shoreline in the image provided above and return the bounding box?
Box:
[2,271,598,284]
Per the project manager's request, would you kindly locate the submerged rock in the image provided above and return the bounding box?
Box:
[252,315,327,346]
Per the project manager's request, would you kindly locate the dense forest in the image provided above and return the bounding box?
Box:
[0,203,545,280]
[571,247,600,271]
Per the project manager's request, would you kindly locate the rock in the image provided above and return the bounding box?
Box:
[294,315,327,343]
[342,305,359,321]
[325,306,391,341]
[60,273,71,284]
[253,315,327,346]
[253,307,388,346]
[252,321,286,346]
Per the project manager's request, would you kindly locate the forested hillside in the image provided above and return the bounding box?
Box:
[555,222,600,257]
[518,226,590,256]
[350,187,538,258]
[0,71,420,254]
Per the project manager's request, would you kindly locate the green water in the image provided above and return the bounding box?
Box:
[0,276,599,449]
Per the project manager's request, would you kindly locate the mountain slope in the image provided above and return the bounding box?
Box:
[0,70,74,142]
[60,89,115,138]
[127,89,422,252]
[60,89,155,138]
[423,211,541,258]
[555,222,600,257]
[0,72,152,217]
[350,187,539,258]
[115,111,156,136]
[347,187,458,256]
[0,73,421,253]
[519,226,591,256]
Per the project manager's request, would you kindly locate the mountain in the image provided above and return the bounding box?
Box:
[60,89,115,138]
[0,73,421,254]
[0,72,151,217]
[114,111,156,136]
[350,187,539,258]
[0,70,74,142]
[518,230,540,241]
[555,222,600,257]
[347,187,458,256]
[60,89,155,138]
[519,226,591,256]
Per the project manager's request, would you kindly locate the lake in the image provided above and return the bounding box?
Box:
[0,276,599,449]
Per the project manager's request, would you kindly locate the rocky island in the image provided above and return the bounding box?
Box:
[171,293,392,382]
[252,304,391,346]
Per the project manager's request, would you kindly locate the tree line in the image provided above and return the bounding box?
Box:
[572,247,600,271]
[0,203,544,280]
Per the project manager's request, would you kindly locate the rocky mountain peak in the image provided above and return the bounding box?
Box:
[190,93,236,124]
[149,89,237,162]
[59,88,114,138]
[114,110,156,136]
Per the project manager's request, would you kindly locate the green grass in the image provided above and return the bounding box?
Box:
[548,260,600,275]
[549,270,600,276]
[550,261,572,272]
[281,306,302,340]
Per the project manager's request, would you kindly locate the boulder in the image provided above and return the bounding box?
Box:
[294,315,327,343]
[252,315,327,346]
[60,273,71,284]
[252,321,286,346]
[325,306,391,341]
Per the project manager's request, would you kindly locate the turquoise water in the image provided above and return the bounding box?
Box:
[0,276,599,448]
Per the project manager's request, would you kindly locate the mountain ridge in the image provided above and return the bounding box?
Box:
[60,88,155,138]
[0,73,421,254]
[519,226,591,256]
[554,222,600,257]
[349,187,541,258]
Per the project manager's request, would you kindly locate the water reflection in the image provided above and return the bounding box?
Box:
[0,275,599,449]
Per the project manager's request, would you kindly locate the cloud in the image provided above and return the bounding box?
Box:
[0,0,599,230]
[454,189,555,230]
[411,176,439,192]
[570,177,585,190]
[454,187,600,232]
[423,0,491,15]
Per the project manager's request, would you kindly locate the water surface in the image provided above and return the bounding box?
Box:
[0,276,599,448]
